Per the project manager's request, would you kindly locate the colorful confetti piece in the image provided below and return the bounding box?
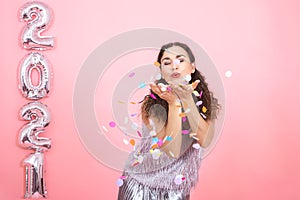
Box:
[152,137,159,143]
[169,151,175,158]
[184,74,192,82]
[102,126,108,132]
[116,179,124,187]
[149,130,156,136]
[130,101,136,104]
[128,72,135,78]
[174,175,184,185]
[137,130,142,137]
[174,59,180,65]
[120,176,127,179]
[154,61,160,67]
[202,106,207,113]
[196,101,203,106]
[129,139,135,146]
[130,113,138,117]
[109,121,116,128]
[157,139,163,147]
[123,139,129,145]
[192,143,201,149]
[199,90,203,98]
[184,108,191,113]
[179,113,187,118]
[150,93,157,100]
[193,90,200,97]
[182,130,190,135]
[118,100,125,104]
[151,149,162,160]
[138,82,147,89]
[200,113,207,119]
[155,73,162,80]
[182,116,187,122]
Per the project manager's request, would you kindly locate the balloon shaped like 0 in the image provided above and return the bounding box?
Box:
[19,52,51,100]
[19,102,51,151]
[19,1,54,50]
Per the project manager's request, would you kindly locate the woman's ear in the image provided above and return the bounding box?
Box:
[191,63,196,73]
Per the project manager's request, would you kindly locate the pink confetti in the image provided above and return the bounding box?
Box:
[120,176,127,179]
[167,86,172,91]
[199,90,203,98]
[109,121,116,127]
[196,101,203,106]
[182,116,187,122]
[130,113,137,117]
[128,72,135,77]
[137,130,142,137]
[157,139,163,147]
[150,93,157,99]
[182,130,189,135]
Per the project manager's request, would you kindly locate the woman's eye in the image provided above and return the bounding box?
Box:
[179,59,184,63]
[163,61,171,65]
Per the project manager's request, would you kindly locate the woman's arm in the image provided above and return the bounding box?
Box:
[180,95,215,147]
[148,83,183,158]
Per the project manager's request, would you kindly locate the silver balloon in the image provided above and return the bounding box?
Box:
[19,102,51,151]
[19,52,51,100]
[20,2,54,50]
[23,151,47,198]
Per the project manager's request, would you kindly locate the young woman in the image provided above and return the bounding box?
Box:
[118,42,220,200]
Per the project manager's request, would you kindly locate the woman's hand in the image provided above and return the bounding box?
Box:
[170,80,200,100]
[149,83,179,105]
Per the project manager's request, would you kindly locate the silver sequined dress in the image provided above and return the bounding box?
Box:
[118,118,203,200]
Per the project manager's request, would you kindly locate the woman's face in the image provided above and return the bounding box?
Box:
[160,46,195,85]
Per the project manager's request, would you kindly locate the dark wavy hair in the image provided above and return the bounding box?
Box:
[141,42,220,123]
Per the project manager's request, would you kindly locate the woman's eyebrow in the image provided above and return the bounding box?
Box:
[161,57,171,62]
[175,54,186,58]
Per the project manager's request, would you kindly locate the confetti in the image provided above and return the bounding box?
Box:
[154,61,160,67]
[166,136,172,141]
[116,179,124,187]
[152,137,159,143]
[184,74,191,82]
[137,130,142,137]
[192,136,199,141]
[151,143,159,149]
[225,70,232,78]
[157,139,163,147]
[179,113,187,118]
[169,151,175,158]
[132,161,139,166]
[109,121,116,128]
[200,113,207,119]
[149,130,156,136]
[130,101,136,104]
[192,143,201,149]
[151,149,162,159]
[155,73,162,80]
[173,59,180,65]
[174,175,184,185]
[184,108,191,113]
[193,90,200,97]
[199,91,203,98]
[138,82,147,89]
[167,86,172,91]
[123,139,129,145]
[120,176,127,179]
[202,106,207,113]
[130,113,137,117]
[118,100,125,104]
[182,130,190,135]
[150,93,157,99]
[102,126,108,132]
[196,101,203,106]
[128,72,135,78]
[129,139,135,146]
[182,116,187,122]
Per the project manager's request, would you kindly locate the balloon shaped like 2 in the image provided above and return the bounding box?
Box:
[19,101,51,151]
[19,1,54,50]
[19,52,51,100]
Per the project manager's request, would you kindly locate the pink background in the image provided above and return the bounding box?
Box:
[1,0,300,199]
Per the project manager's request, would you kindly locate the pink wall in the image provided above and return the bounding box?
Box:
[1,0,299,199]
